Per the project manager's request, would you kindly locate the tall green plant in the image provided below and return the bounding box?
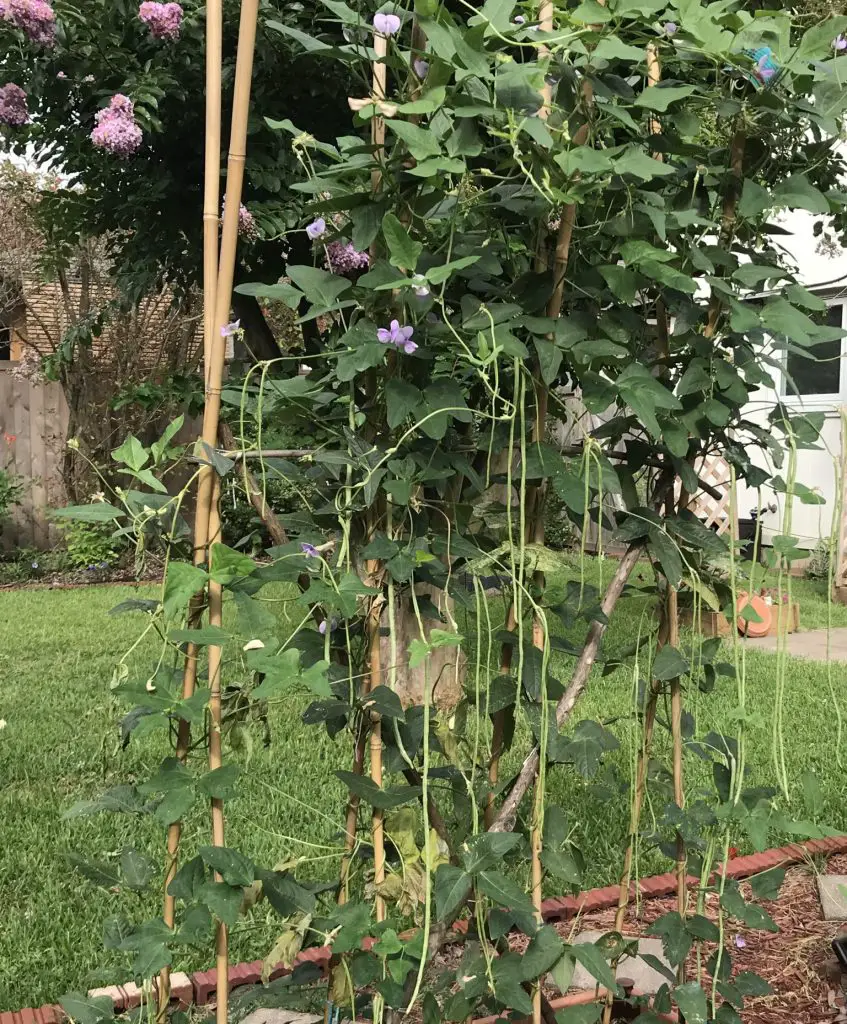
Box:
[56,2,847,1022]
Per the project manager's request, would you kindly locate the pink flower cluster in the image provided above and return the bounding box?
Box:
[0,0,55,46]
[91,94,142,157]
[221,199,258,240]
[325,240,370,275]
[0,83,28,126]
[138,1,183,40]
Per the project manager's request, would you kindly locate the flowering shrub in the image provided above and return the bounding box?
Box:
[0,0,54,47]
[90,93,142,157]
[324,239,369,275]
[138,0,182,41]
[0,83,28,126]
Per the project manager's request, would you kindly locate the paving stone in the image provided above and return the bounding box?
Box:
[564,929,672,994]
[237,1010,323,1024]
[819,876,847,920]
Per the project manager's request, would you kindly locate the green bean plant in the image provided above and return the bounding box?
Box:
[54,1,847,1022]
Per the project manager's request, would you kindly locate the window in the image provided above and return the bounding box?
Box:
[783,301,845,398]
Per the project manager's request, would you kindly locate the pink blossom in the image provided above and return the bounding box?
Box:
[138,1,183,40]
[325,240,369,275]
[91,94,143,157]
[0,0,55,46]
[0,83,28,126]
[221,199,258,240]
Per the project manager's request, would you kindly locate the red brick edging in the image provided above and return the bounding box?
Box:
[4,835,845,1023]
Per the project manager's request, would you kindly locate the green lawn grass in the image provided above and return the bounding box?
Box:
[1,562,846,1009]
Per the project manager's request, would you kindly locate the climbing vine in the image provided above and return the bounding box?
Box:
[50,1,847,1023]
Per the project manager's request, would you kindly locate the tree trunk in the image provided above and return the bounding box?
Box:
[379,584,465,711]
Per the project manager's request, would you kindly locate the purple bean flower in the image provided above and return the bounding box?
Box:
[735,935,746,948]
[0,83,28,126]
[756,52,777,83]
[306,217,327,240]
[664,21,677,35]
[413,58,428,78]
[834,34,847,51]
[373,11,400,35]
[301,542,320,558]
[318,616,338,635]
[377,319,417,354]
[220,320,241,337]
[513,14,525,23]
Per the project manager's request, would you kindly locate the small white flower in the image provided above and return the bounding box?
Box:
[243,638,265,651]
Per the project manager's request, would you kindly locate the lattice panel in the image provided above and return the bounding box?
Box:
[676,455,734,536]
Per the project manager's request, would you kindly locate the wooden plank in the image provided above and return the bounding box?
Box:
[43,381,67,547]
[28,379,48,547]
[0,371,14,552]
[12,372,33,547]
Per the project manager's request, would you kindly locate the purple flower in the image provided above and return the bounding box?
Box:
[513,14,525,23]
[31,561,38,569]
[139,1,183,40]
[301,542,319,558]
[91,94,142,157]
[325,240,370,275]
[0,0,56,47]
[220,320,241,337]
[318,616,338,635]
[0,83,28,126]
[373,11,401,35]
[377,319,417,354]
[413,58,428,78]
[306,217,327,240]
[56,70,66,79]
[663,21,677,35]
[834,35,847,51]
[735,935,746,948]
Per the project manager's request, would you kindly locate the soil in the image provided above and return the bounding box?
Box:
[419,856,847,1023]
[0,561,162,590]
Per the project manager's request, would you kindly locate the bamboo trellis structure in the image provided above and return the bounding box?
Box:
[156,0,260,1018]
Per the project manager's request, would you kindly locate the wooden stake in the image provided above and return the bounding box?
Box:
[485,0,599,827]
[157,0,222,1011]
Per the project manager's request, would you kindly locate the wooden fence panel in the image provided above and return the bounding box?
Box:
[0,368,68,550]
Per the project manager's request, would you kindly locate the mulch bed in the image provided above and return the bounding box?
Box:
[0,564,162,590]
[426,856,847,1022]
[538,858,846,1023]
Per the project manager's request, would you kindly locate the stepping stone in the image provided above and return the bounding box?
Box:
[239,1010,323,1024]
[566,929,673,994]
[819,876,847,920]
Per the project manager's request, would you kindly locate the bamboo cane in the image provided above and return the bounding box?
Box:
[157,0,222,1012]
[529,5,555,1021]
[204,2,261,1019]
[604,43,683,1021]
